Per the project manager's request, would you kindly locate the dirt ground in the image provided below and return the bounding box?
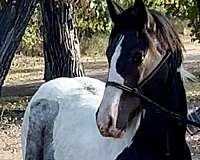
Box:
[0,37,200,159]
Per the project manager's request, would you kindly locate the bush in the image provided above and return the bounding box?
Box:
[80,33,109,56]
[74,0,200,40]
[18,5,43,56]
[15,0,200,57]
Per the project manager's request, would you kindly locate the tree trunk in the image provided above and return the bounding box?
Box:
[0,0,38,92]
[41,0,84,81]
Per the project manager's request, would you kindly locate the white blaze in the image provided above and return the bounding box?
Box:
[97,36,125,131]
[108,36,125,84]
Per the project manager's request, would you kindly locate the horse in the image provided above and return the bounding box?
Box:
[21,77,142,159]
[22,0,193,159]
[96,0,192,159]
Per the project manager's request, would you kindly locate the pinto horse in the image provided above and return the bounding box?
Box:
[96,0,192,159]
[22,0,194,159]
[21,77,142,159]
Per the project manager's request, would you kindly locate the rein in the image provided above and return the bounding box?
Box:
[106,51,200,129]
[106,81,200,128]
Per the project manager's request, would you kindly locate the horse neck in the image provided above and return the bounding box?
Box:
[123,63,189,159]
[131,58,186,140]
[141,51,187,116]
[163,68,188,116]
[141,61,188,127]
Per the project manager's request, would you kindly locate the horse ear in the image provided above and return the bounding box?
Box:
[106,0,124,23]
[131,0,148,28]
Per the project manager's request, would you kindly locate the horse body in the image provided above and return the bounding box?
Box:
[22,77,141,160]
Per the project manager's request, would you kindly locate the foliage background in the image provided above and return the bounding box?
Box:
[0,0,199,56]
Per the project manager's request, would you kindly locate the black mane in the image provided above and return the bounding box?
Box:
[150,10,184,54]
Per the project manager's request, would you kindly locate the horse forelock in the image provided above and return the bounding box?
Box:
[139,10,185,81]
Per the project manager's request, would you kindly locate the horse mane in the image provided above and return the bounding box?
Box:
[149,10,185,59]
[148,10,198,82]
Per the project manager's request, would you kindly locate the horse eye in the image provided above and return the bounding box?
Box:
[130,52,144,64]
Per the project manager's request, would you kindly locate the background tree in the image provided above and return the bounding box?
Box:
[0,0,84,94]
[41,0,84,80]
[72,0,200,41]
[0,0,38,92]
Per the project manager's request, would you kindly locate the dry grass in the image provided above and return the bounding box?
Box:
[0,123,22,160]
[4,55,44,86]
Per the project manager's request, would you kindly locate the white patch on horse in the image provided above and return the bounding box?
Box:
[108,36,125,84]
[97,36,125,135]
[97,86,123,131]
[21,77,137,160]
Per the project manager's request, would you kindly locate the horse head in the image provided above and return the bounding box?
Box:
[96,0,169,138]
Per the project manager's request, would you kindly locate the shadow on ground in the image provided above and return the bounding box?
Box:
[1,82,42,98]
[1,60,108,99]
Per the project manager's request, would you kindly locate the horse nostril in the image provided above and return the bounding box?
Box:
[108,115,113,129]
[100,126,104,132]
[99,126,109,136]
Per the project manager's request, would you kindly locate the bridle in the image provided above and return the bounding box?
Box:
[106,50,200,129]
